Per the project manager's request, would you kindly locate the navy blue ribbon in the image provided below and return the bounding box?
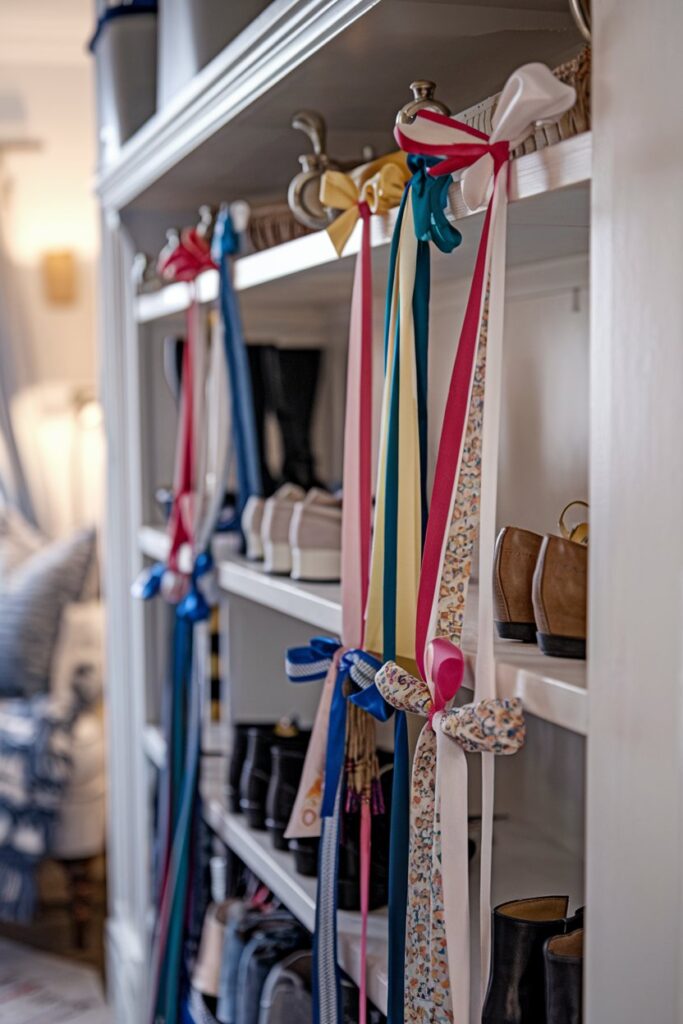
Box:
[212,209,262,532]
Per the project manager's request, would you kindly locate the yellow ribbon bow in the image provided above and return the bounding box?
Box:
[321,151,410,256]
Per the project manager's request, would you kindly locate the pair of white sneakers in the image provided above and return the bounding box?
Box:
[241,484,342,582]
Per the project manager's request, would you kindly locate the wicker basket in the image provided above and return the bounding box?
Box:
[247,202,313,252]
[456,47,591,157]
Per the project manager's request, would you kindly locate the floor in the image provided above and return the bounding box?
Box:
[0,857,106,973]
[0,857,109,1022]
[0,938,111,1023]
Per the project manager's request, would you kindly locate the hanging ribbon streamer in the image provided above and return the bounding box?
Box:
[211,207,263,531]
[134,222,235,1024]
[371,63,577,1021]
[354,151,461,1024]
[321,152,409,649]
[317,152,410,1024]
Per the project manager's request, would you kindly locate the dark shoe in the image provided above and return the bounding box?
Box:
[238,723,310,829]
[289,837,319,877]
[493,527,544,642]
[337,760,392,912]
[230,723,274,815]
[544,929,583,1024]
[262,347,323,490]
[240,727,273,829]
[532,536,588,659]
[482,895,570,1024]
[265,747,306,849]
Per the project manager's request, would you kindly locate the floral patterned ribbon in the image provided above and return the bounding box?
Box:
[381,64,577,1020]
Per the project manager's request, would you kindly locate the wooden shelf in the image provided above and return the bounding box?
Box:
[203,787,389,1014]
[138,525,587,734]
[135,132,591,324]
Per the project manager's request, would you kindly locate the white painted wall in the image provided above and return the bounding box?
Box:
[0,0,98,388]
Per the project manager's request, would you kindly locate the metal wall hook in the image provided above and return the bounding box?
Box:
[396,80,451,125]
[568,0,591,42]
[291,110,328,157]
[288,110,375,229]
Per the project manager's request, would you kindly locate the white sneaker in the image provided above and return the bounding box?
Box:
[289,488,342,582]
[241,495,265,561]
[260,483,306,574]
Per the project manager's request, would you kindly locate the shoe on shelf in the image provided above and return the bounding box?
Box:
[242,496,266,561]
[229,722,276,815]
[493,527,544,642]
[289,488,342,582]
[532,535,588,659]
[265,746,306,850]
[544,928,584,1024]
[260,483,306,574]
[482,895,576,1024]
[239,721,310,831]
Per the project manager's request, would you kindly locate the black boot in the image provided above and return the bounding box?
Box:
[262,347,323,490]
[239,726,274,829]
[265,746,306,849]
[229,723,275,815]
[544,929,583,1024]
[482,896,570,1024]
[247,344,277,497]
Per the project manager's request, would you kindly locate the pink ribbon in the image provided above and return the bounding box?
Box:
[341,202,374,650]
[157,229,216,587]
[394,113,510,680]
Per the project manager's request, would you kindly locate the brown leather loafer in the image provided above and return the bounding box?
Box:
[493,527,544,643]
[532,535,587,659]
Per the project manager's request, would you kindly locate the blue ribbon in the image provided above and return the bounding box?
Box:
[212,209,262,531]
[285,637,341,682]
[177,551,214,623]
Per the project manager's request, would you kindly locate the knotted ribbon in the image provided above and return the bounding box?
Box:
[316,153,411,1024]
[375,646,525,1022]
[358,152,462,1024]
[320,153,409,649]
[211,207,263,533]
[137,224,233,1024]
[380,63,577,1020]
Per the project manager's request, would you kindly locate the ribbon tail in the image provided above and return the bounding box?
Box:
[436,728,471,1023]
[313,780,343,1024]
[359,801,372,1024]
[387,710,409,1024]
[341,213,373,648]
[475,168,509,1011]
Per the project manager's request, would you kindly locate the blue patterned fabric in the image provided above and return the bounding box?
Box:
[0,680,95,921]
[0,528,95,698]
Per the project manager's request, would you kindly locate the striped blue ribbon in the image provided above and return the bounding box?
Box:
[212,209,262,530]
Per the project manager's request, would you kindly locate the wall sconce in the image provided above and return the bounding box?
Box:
[41,249,77,305]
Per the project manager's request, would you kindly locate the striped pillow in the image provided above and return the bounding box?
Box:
[0,528,96,698]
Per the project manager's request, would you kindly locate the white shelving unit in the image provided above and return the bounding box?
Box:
[135,131,591,324]
[96,2,683,1023]
[139,524,588,734]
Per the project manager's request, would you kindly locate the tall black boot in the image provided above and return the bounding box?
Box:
[247,344,277,497]
[262,346,323,490]
[482,896,570,1024]
[544,929,584,1024]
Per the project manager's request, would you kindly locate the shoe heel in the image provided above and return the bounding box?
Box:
[291,547,341,582]
[495,620,537,643]
[537,633,586,659]
[263,541,292,575]
[245,531,264,561]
